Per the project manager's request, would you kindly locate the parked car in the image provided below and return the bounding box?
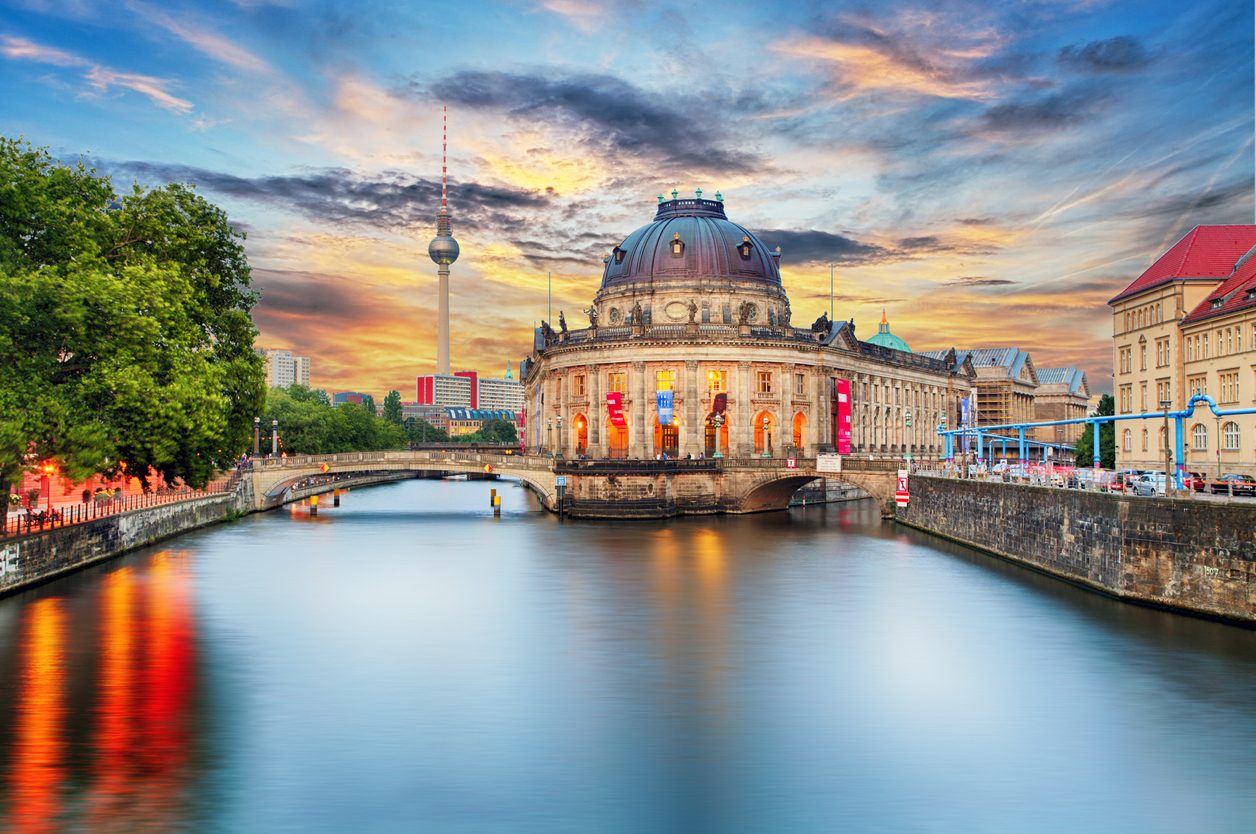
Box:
[1187,471,1206,492]
[1132,473,1166,497]
[1210,473,1256,496]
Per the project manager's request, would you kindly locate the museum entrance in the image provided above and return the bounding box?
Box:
[606,420,629,459]
[653,419,679,459]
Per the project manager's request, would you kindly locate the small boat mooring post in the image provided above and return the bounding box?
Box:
[309,494,319,516]
[333,489,341,507]
[490,487,497,507]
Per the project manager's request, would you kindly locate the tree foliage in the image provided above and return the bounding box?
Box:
[1074,393,1115,469]
[382,390,403,425]
[0,138,265,523]
[262,386,406,454]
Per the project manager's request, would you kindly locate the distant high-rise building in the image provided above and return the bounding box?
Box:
[257,348,312,389]
[479,364,524,412]
[416,373,472,407]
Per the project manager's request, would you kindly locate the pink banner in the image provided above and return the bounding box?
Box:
[836,378,852,454]
[606,391,626,426]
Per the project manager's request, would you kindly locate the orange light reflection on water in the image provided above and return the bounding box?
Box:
[7,597,67,834]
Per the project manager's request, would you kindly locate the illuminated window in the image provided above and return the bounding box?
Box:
[670,233,684,257]
[757,371,772,395]
[707,370,728,393]
[655,370,676,391]
[607,372,626,393]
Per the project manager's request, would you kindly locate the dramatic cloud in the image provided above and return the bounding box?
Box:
[423,70,765,171]
[753,229,888,265]
[979,87,1109,133]
[945,276,1016,287]
[1058,36,1151,73]
[111,161,554,231]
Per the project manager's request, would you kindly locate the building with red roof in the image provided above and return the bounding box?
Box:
[1109,225,1256,475]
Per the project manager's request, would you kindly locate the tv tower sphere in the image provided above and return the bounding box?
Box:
[428,211,460,265]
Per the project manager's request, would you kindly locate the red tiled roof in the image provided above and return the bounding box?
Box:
[1108,225,1256,304]
[1181,249,1256,324]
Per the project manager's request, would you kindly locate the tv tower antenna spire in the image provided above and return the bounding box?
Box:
[428,104,459,375]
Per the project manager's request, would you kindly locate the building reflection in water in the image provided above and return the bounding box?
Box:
[0,551,205,833]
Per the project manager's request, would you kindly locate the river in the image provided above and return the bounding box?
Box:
[0,477,1253,833]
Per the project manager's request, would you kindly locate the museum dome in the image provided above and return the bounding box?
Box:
[600,193,781,291]
[867,310,911,353]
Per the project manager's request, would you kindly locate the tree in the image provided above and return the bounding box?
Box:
[360,393,377,416]
[0,138,265,527]
[382,390,403,425]
[404,417,448,444]
[474,418,518,443]
[1074,394,1115,468]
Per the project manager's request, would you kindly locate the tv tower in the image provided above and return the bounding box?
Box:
[427,104,459,375]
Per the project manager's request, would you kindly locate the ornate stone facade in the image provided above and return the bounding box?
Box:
[522,195,976,459]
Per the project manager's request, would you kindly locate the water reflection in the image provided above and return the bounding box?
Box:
[0,552,204,833]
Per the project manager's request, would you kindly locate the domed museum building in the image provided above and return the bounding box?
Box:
[520,192,975,460]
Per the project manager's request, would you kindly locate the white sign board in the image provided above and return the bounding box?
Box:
[816,454,843,473]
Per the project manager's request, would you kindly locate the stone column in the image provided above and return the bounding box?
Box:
[590,365,603,457]
[683,360,700,458]
[781,362,794,457]
[632,361,648,459]
[736,361,752,457]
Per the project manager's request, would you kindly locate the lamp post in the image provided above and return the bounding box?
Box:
[762,414,771,458]
[272,419,278,456]
[557,415,564,458]
[1160,399,1173,496]
[547,418,553,456]
[253,417,260,456]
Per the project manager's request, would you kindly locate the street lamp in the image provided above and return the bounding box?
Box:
[1160,399,1173,495]
[253,417,261,456]
[547,418,553,455]
[557,415,564,457]
[762,414,771,457]
[272,419,279,456]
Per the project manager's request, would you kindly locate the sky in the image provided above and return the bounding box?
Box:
[2,0,1252,398]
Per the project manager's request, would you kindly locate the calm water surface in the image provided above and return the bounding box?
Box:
[0,478,1254,833]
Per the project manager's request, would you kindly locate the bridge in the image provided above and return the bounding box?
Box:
[248,450,906,517]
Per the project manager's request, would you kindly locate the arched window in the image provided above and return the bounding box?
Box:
[1223,421,1240,451]
[606,417,629,459]
[754,411,775,456]
[1122,429,1132,452]
[572,413,588,455]
[1192,423,1208,450]
[792,412,806,454]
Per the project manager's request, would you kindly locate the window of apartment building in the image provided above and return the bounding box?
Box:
[795,372,805,395]
[1187,375,1206,396]
[1139,343,1146,371]
[756,371,772,395]
[1192,423,1207,450]
[1119,385,1131,413]
[1141,429,1148,452]
[1122,429,1131,452]
[707,370,728,393]
[607,371,626,393]
[1156,337,1170,367]
[1139,382,1147,411]
[573,374,585,397]
[656,370,676,391]
[1203,334,1209,358]
[1186,339,1194,361]
[1227,328,1233,355]
[1223,421,1240,451]
[1220,370,1240,403]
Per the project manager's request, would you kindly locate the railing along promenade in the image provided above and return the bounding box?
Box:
[3,468,247,540]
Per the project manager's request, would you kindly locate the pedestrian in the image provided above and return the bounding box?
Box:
[82,488,91,504]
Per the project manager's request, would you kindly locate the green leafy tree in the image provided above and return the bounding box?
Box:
[0,138,264,527]
[382,390,404,425]
[360,393,377,417]
[404,417,448,444]
[1074,393,1115,469]
[472,418,518,443]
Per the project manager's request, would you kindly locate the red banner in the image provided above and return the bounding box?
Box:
[606,391,626,426]
[836,379,852,454]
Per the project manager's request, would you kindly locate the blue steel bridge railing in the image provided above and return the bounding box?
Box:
[936,394,1256,489]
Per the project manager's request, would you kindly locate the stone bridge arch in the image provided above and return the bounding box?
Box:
[736,469,897,515]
